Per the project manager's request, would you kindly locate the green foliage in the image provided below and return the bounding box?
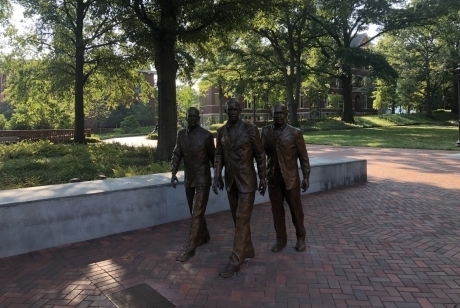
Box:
[327,94,343,109]
[0,0,11,25]
[208,122,225,130]
[0,114,7,129]
[0,101,14,120]
[2,58,74,129]
[88,100,111,134]
[11,0,150,143]
[147,132,158,140]
[375,11,460,116]
[372,79,396,112]
[120,115,140,134]
[129,101,155,127]
[0,140,171,190]
[301,118,355,131]
[176,86,200,121]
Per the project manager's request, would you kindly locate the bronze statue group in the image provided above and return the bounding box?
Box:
[171,99,311,279]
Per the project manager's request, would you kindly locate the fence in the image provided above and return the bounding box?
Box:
[0,129,92,143]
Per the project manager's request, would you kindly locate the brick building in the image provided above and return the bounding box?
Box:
[199,33,376,126]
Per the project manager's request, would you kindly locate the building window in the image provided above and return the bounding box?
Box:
[244,99,252,109]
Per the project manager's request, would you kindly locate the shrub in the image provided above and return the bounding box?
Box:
[147,132,158,140]
[0,114,7,129]
[0,141,171,190]
[120,115,140,133]
[209,122,225,130]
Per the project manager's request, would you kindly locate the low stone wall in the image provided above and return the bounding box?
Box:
[0,157,366,258]
[0,129,92,142]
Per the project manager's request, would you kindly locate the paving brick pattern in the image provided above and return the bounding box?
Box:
[1,146,460,308]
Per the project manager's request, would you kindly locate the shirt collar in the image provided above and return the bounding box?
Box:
[187,125,198,134]
[273,123,286,130]
[226,120,241,129]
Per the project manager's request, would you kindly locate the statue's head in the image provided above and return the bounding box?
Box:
[272,103,287,126]
[187,107,200,128]
[225,99,241,124]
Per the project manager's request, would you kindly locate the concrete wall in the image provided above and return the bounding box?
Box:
[0,157,366,258]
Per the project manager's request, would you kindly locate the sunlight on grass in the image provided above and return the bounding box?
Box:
[304,126,460,150]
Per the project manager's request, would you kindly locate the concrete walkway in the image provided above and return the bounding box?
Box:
[102,135,158,147]
[1,145,460,308]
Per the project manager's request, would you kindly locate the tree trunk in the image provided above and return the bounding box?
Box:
[74,1,86,144]
[341,72,355,123]
[425,60,433,118]
[253,95,256,122]
[285,75,298,127]
[452,75,459,115]
[218,84,223,123]
[154,38,178,161]
[294,54,302,122]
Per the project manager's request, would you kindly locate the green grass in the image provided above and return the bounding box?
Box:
[0,140,171,190]
[302,111,458,131]
[304,125,460,150]
[95,126,156,140]
[1,112,459,190]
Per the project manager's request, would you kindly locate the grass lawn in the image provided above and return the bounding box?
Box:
[305,125,460,151]
[94,126,155,140]
[1,112,459,190]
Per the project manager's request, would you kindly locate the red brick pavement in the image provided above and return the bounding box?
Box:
[1,145,460,308]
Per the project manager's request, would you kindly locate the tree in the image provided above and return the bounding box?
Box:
[176,85,199,122]
[376,12,459,116]
[0,0,11,24]
[306,0,456,123]
[16,0,145,142]
[226,0,317,127]
[0,0,12,54]
[89,100,111,134]
[372,79,396,113]
[195,44,245,124]
[3,57,74,129]
[118,0,270,161]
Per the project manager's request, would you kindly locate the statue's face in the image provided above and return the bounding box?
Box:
[187,109,200,128]
[273,105,287,126]
[225,101,241,124]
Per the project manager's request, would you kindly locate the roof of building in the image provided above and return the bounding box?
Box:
[350,33,368,47]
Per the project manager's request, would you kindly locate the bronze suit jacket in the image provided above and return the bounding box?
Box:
[171,126,215,187]
[261,124,310,190]
[214,120,266,193]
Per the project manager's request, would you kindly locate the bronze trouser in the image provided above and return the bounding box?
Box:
[227,181,255,266]
[268,180,306,244]
[185,186,211,250]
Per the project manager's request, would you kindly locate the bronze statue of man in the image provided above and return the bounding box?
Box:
[171,107,215,262]
[212,99,267,278]
[261,103,310,252]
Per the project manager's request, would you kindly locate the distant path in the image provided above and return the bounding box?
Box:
[103,135,157,147]
[103,135,220,148]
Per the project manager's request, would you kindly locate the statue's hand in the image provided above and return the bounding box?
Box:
[171,174,179,188]
[212,177,223,195]
[301,178,309,192]
[258,178,267,196]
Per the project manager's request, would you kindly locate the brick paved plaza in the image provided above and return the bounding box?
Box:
[1,145,460,308]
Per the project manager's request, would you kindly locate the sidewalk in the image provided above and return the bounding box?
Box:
[1,145,460,308]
